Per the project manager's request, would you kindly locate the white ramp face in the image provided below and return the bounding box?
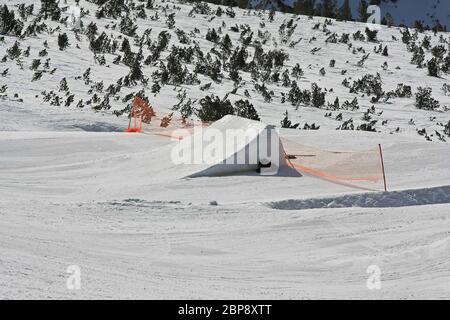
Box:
[171,115,288,177]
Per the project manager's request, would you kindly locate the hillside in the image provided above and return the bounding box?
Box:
[1,0,449,142]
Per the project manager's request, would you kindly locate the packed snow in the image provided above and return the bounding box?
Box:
[0,0,449,299]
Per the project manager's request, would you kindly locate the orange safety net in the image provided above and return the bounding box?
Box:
[124,96,210,137]
[141,117,211,140]
[282,138,387,191]
[124,101,387,191]
[124,96,152,133]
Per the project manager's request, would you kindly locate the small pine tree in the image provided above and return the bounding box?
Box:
[442,54,450,74]
[281,111,291,128]
[85,22,98,40]
[414,20,427,33]
[444,121,450,137]
[229,68,241,86]
[30,59,41,70]
[441,84,450,96]
[415,87,440,110]
[6,41,21,60]
[58,33,70,51]
[206,28,220,43]
[166,13,175,29]
[197,95,235,122]
[431,45,446,60]
[23,46,30,57]
[146,0,154,10]
[59,78,69,91]
[151,82,161,95]
[0,5,24,36]
[365,27,378,42]
[234,99,260,121]
[280,110,299,129]
[40,0,61,21]
[65,94,74,107]
[291,63,303,79]
[32,70,43,81]
[83,67,91,85]
[411,47,425,67]
[128,58,144,85]
[400,28,411,44]
[427,58,440,77]
[311,83,325,108]
[120,16,137,37]
[220,34,233,54]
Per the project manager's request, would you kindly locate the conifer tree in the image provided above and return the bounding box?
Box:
[6,41,21,60]
[220,34,233,55]
[58,33,70,51]
[415,87,440,110]
[234,99,260,121]
[197,95,234,122]
[40,0,61,21]
[59,77,69,92]
[145,0,154,9]
[0,5,24,36]
[166,13,175,29]
[128,53,144,85]
[427,58,439,77]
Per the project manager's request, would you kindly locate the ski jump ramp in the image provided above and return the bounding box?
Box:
[170,115,289,177]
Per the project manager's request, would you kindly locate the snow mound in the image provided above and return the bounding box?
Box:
[268,185,450,210]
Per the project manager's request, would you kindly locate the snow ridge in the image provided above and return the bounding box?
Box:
[269,184,450,210]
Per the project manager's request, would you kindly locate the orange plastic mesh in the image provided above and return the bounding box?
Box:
[124,96,153,132]
[124,96,211,138]
[141,117,211,140]
[282,138,386,191]
[128,104,386,190]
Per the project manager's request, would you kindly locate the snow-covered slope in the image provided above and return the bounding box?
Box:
[1,125,450,299]
[1,0,449,141]
[0,1,449,299]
